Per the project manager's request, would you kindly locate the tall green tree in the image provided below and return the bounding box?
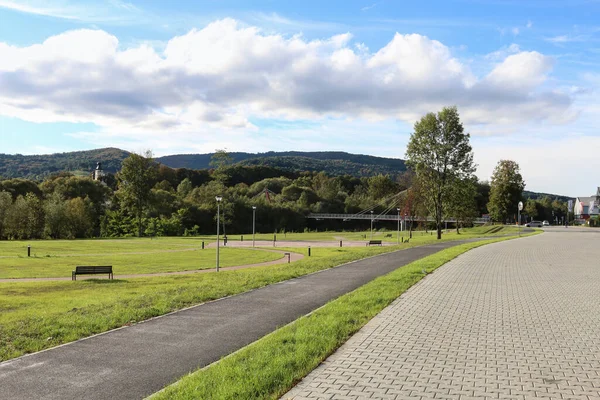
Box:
[487,160,525,223]
[44,192,69,239]
[405,106,475,239]
[118,151,158,237]
[0,191,12,239]
[445,177,478,233]
[210,149,233,183]
[524,198,538,221]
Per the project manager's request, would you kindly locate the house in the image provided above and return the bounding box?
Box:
[573,187,600,221]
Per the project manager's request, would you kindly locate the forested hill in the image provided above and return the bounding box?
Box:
[0,148,129,180]
[523,190,571,203]
[0,148,407,180]
[156,151,407,176]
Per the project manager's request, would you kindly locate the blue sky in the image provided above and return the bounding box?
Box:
[0,0,599,195]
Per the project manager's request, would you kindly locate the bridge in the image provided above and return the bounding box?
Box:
[307,213,490,224]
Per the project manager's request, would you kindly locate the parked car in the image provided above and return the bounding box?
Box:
[542,220,550,226]
[526,221,543,227]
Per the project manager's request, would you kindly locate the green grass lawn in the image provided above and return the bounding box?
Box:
[0,241,281,279]
[0,244,432,362]
[151,233,537,400]
[0,226,533,361]
[240,225,522,243]
[0,237,211,257]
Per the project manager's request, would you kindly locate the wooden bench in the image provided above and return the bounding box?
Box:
[366,240,382,246]
[72,266,113,281]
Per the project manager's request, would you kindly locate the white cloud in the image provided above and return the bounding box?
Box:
[0,18,575,144]
[0,0,143,23]
[361,3,378,11]
[545,34,588,44]
[485,43,521,60]
[474,135,600,196]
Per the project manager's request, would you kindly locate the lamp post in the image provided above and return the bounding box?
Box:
[370,210,374,239]
[215,196,222,272]
[405,212,410,239]
[252,206,257,248]
[397,207,400,244]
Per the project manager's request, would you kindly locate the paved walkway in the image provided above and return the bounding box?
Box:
[283,230,600,400]
[0,240,472,400]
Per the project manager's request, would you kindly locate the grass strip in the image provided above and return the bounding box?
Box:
[0,229,536,361]
[0,246,413,361]
[151,233,539,400]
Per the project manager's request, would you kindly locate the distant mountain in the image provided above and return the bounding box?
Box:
[0,148,574,201]
[523,190,572,202]
[0,148,129,180]
[157,151,407,177]
[0,148,407,180]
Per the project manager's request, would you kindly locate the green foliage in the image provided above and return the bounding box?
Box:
[4,193,45,239]
[487,160,525,223]
[176,178,193,198]
[0,191,11,238]
[405,106,476,239]
[118,151,158,237]
[0,148,128,180]
[445,177,478,232]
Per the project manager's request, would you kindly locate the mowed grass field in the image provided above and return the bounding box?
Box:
[0,226,528,361]
[0,238,282,278]
[228,225,522,243]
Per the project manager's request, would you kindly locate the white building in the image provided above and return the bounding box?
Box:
[573,187,600,221]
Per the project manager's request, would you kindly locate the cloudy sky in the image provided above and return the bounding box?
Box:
[0,0,598,195]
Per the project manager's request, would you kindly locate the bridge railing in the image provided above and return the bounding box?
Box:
[307,213,490,224]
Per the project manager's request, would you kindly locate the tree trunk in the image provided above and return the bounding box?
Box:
[436,207,442,240]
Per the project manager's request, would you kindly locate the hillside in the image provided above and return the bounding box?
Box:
[0,148,406,180]
[0,148,574,201]
[0,148,129,180]
[155,151,406,176]
[523,190,571,203]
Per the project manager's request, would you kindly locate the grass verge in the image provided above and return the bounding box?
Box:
[150,232,539,400]
[0,229,537,362]
[0,246,409,361]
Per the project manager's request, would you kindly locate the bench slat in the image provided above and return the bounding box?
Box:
[72,266,113,281]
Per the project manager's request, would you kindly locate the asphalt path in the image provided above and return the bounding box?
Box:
[0,239,483,400]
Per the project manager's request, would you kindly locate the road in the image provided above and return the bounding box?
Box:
[284,229,600,399]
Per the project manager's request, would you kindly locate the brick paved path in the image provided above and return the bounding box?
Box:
[283,231,600,400]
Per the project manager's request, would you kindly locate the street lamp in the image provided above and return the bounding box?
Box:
[397,208,400,244]
[370,210,374,239]
[405,212,410,239]
[215,196,222,272]
[252,206,257,248]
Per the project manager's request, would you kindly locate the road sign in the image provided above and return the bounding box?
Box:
[518,201,523,211]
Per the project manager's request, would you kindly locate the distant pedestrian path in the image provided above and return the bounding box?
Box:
[0,249,303,283]
[284,229,600,399]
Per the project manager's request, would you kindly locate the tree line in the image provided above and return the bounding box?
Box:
[0,107,568,241]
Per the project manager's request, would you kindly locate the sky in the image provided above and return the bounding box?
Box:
[0,0,598,196]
